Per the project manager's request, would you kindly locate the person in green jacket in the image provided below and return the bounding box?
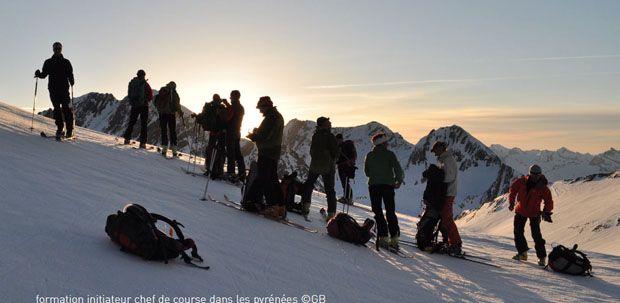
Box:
[365,132,404,249]
[301,116,339,220]
[245,96,285,219]
[154,81,182,157]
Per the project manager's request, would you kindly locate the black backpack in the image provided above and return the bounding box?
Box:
[326,213,374,245]
[281,171,305,214]
[196,102,226,131]
[415,207,442,251]
[547,244,592,276]
[105,204,209,270]
[127,78,146,107]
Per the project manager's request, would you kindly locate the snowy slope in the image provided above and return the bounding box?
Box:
[458,172,620,255]
[2,101,619,302]
[490,144,620,182]
[255,120,514,217]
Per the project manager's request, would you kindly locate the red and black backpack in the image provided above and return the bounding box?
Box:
[105,204,209,270]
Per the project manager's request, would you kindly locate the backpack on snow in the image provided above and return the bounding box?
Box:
[326,213,374,245]
[415,207,442,251]
[105,203,209,270]
[196,102,226,131]
[547,244,592,276]
[127,78,146,107]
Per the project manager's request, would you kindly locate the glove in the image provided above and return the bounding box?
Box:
[542,212,553,223]
[508,203,514,211]
[34,69,41,78]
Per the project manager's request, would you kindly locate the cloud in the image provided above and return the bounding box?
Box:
[305,72,620,90]
[513,54,620,62]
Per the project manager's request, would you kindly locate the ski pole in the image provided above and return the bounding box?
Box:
[71,85,75,136]
[200,135,218,200]
[185,117,194,172]
[30,78,38,132]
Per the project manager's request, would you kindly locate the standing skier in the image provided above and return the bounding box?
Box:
[34,42,75,141]
[431,141,463,256]
[154,81,182,157]
[123,70,153,149]
[509,164,554,266]
[224,90,246,182]
[194,94,231,179]
[364,133,404,249]
[245,96,285,218]
[300,117,339,221]
[336,133,357,205]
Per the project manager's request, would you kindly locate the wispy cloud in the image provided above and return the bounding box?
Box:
[306,72,620,89]
[514,54,620,62]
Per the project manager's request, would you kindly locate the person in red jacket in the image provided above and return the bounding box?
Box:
[508,164,554,266]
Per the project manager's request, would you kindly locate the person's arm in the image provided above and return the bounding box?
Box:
[392,152,404,185]
[329,135,339,161]
[364,154,370,177]
[145,82,153,102]
[508,179,519,210]
[309,134,319,159]
[443,156,457,184]
[67,59,75,86]
[542,187,554,213]
[36,60,50,78]
[250,114,275,142]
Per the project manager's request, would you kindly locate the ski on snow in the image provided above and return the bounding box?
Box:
[40,131,76,142]
[203,194,318,233]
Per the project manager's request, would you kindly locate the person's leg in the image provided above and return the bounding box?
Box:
[60,92,73,136]
[213,132,226,176]
[49,92,64,133]
[382,185,400,238]
[234,138,246,179]
[243,157,266,210]
[369,185,388,238]
[513,213,529,254]
[225,132,235,175]
[264,157,284,206]
[159,114,169,147]
[323,170,337,214]
[124,106,139,140]
[440,196,462,247]
[338,166,347,195]
[138,106,148,145]
[300,172,320,214]
[204,133,217,170]
[529,215,547,259]
[169,114,177,147]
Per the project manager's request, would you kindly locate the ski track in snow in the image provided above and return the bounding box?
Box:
[0,102,619,303]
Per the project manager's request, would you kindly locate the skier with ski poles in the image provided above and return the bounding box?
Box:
[123,69,153,149]
[365,132,404,250]
[34,42,75,141]
[431,141,463,256]
[243,96,285,219]
[154,81,182,157]
[300,117,339,221]
[509,164,554,266]
[193,94,231,179]
[224,90,246,183]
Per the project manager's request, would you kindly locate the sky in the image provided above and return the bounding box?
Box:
[1,0,618,153]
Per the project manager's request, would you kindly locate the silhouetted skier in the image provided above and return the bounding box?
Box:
[123,70,153,148]
[34,42,75,141]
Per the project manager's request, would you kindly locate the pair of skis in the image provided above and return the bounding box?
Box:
[397,239,500,268]
[203,194,318,233]
[40,131,76,142]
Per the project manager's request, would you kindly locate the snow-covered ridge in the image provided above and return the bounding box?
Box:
[458,171,620,255]
[490,144,620,182]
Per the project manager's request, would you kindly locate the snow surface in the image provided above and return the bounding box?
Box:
[1,102,619,302]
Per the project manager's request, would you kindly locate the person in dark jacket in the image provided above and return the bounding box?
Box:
[154,81,182,157]
[336,133,357,205]
[198,94,231,179]
[365,132,404,249]
[245,96,285,219]
[224,90,246,182]
[123,69,153,148]
[509,164,554,266]
[417,164,449,250]
[34,42,75,140]
[301,117,339,221]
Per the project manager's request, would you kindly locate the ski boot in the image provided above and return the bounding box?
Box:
[139,142,147,149]
[161,146,168,156]
[512,251,528,261]
[388,236,400,251]
[171,145,179,158]
[123,138,131,145]
[537,257,546,267]
[447,244,464,257]
[65,128,74,139]
[262,204,286,220]
[55,130,63,141]
[324,211,336,222]
[376,236,390,250]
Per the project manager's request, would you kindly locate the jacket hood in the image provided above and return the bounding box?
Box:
[525,174,549,188]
